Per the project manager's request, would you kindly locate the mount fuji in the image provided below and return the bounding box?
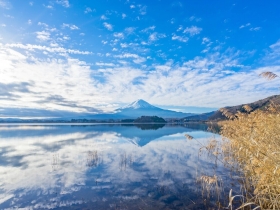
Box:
[112,99,194,119]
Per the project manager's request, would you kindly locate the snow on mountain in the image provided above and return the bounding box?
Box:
[121,99,157,109]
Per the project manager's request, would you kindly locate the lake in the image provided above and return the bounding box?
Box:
[0,124,237,209]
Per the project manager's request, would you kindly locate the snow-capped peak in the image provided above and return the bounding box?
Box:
[122,99,156,109]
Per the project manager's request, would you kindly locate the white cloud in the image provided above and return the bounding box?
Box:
[115,53,146,64]
[62,23,79,30]
[84,7,93,13]
[149,33,157,41]
[141,26,155,33]
[250,27,261,31]
[133,57,146,64]
[56,0,69,8]
[239,23,251,29]
[115,53,140,59]
[0,0,11,9]
[172,34,189,42]
[44,4,53,9]
[2,37,280,115]
[63,35,70,40]
[139,5,147,15]
[36,31,50,41]
[125,27,136,34]
[177,25,183,31]
[130,4,135,9]
[100,15,108,20]
[38,22,48,28]
[103,22,113,31]
[0,44,104,113]
[4,14,13,18]
[95,62,115,66]
[263,40,280,65]
[202,37,210,44]
[80,33,85,36]
[93,51,279,107]
[122,13,126,19]
[170,18,175,24]
[113,32,124,39]
[1,24,6,27]
[148,32,166,42]
[27,19,32,25]
[120,43,128,48]
[6,43,92,55]
[183,26,202,36]
[189,16,201,22]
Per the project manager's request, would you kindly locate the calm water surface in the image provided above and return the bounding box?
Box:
[0,124,236,209]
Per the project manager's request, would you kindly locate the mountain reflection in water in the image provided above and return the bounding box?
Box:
[0,124,233,209]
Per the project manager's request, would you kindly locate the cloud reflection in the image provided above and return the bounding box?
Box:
[0,125,229,209]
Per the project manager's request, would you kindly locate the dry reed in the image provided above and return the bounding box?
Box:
[220,104,280,209]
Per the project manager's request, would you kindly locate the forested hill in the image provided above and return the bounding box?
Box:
[134,116,167,123]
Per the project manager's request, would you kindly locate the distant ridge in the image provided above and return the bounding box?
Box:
[183,95,280,122]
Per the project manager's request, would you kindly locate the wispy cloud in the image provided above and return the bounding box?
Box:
[0,0,11,9]
[149,32,166,42]
[36,31,50,41]
[84,7,93,13]
[95,62,115,67]
[250,27,261,31]
[103,22,113,31]
[183,26,202,36]
[62,23,79,30]
[1,41,280,113]
[202,37,210,44]
[138,5,147,15]
[113,32,124,39]
[38,22,48,28]
[4,14,13,18]
[56,0,69,8]
[125,27,136,35]
[6,43,92,55]
[172,34,188,42]
[239,23,251,29]
[100,15,108,20]
[263,40,280,65]
[0,44,103,113]
[44,4,53,9]
[141,26,155,33]
[189,16,201,22]
[115,53,146,64]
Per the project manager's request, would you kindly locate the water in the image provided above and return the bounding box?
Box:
[0,124,235,209]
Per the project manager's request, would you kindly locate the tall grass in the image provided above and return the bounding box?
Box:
[220,104,280,209]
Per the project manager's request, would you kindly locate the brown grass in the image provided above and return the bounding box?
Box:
[220,104,280,209]
[259,72,278,80]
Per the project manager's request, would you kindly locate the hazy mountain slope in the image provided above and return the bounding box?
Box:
[208,94,280,121]
[182,111,216,121]
[183,95,280,121]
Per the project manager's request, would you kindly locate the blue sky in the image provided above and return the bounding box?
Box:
[0,0,280,116]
